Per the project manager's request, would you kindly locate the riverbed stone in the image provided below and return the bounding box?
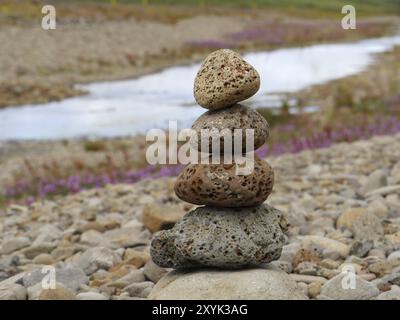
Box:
[191,104,269,153]
[149,267,307,300]
[174,156,274,207]
[194,49,260,110]
[78,247,122,275]
[150,204,287,269]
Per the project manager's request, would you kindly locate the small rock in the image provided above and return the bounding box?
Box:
[300,235,350,258]
[124,281,154,298]
[28,282,77,300]
[349,240,373,258]
[144,260,168,284]
[22,243,56,259]
[194,49,260,110]
[321,273,379,300]
[1,237,30,254]
[124,249,150,268]
[361,169,387,195]
[368,260,392,277]
[308,282,322,299]
[353,212,383,241]
[388,250,400,266]
[32,253,55,265]
[78,247,122,275]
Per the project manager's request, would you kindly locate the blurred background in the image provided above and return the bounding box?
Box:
[1,0,400,206]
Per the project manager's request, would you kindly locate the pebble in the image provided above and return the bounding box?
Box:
[387,250,400,266]
[78,247,122,275]
[124,281,154,298]
[174,156,274,207]
[300,235,350,258]
[150,204,286,268]
[143,260,168,284]
[194,49,260,110]
[375,285,400,300]
[123,249,150,268]
[32,253,55,265]
[308,282,322,299]
[28,282,77,300]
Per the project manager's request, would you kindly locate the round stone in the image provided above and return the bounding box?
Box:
[150,204,287,269]
[194,49,260,110]
[174,156,274,207]
[191,104,269,153]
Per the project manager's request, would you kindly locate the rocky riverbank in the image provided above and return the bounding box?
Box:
[1,133,400,299]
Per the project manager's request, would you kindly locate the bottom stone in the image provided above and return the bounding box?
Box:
[148,267,307,300]
[150,204,288,269]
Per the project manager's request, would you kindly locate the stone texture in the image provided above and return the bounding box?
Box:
[149,267,307,300]
[150,204,287,269]
[194,49,260,110]
[174,156,274,207]
[0,237,30,254]
[191,104,269,152]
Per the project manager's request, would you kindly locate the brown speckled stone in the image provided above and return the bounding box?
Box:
[174,156,274,207]
[192,104,269,153]
[194,49,260,110]
[150,204,287,269]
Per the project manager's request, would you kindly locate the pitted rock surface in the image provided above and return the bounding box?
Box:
[194,49,260,110]
[174,156,274,207]
[150,204,287,269]
[192,104,269,153]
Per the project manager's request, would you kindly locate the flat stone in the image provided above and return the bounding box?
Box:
[150,204,287,269]
[149,267,307,300]
[123,249,150,268]
[0,237,30,254]
[194,49,260,110]
[191,104,269,152]
[174,156,274,207]
[321,273,379,300]
[28,282,77,300]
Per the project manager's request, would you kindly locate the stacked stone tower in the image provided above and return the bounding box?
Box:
[151,49,287,269]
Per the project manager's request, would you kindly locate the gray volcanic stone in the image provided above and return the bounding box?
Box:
[192,104,269,153]
[148,266,307,300]
[150,204,287,269]
[194,49,260,110]
[174,156,274,207]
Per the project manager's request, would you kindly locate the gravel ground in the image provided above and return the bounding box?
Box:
[1,133,400,299]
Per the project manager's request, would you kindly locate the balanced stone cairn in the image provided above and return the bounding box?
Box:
[151,49,288,269]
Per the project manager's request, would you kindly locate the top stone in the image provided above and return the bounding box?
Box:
[194,49,260,110]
